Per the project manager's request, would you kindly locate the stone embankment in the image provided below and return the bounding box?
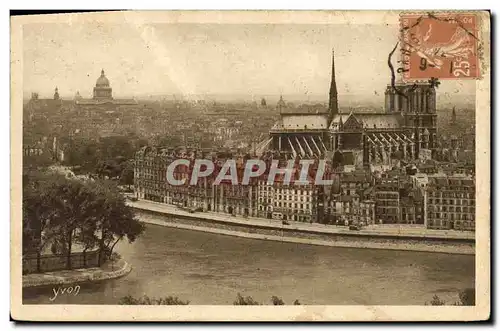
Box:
[22,258,131,289]
[129,201,475,255]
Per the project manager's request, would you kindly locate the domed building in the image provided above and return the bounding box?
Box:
[93,69,113,100]
[73,69,137,113]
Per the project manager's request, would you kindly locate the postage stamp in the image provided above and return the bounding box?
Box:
[399,12,480,80]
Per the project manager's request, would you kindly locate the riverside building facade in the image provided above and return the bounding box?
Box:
[425,174,475,231]
[134,147,338,223]
[134,147,260,217]
[133,147,475,231]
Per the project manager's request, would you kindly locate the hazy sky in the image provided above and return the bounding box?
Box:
[23,22,475,100]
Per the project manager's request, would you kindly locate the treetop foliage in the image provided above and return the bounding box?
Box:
[22,169,145,272]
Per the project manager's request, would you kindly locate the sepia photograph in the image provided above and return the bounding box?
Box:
[10,10,490,321]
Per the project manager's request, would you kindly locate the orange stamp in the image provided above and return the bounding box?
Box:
[400,12,480,80]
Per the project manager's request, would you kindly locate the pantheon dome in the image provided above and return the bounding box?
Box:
[93,69,113,100]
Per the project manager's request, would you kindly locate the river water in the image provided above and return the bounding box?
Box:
[23,221,474,305]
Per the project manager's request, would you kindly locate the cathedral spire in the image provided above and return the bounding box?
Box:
[329,48,338,121]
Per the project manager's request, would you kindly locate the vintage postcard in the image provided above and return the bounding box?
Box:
[11,10,490,321]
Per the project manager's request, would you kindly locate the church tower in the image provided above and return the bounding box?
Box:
[328,49,339,122]
[277,95,286,114]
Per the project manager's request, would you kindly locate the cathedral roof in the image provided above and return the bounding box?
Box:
[280,104,328,115]
[329,112,403,130]
[359,113,403,129]
[274,114,329,131]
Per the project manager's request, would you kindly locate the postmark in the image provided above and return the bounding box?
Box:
[399,12,480,80]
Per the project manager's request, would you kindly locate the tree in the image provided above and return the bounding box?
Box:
[54,178,100,269]
[95,159,123,179]
[233,293,261,305]
[119,161,135,190]
[63,136,138,175]
[232,294,301,305]
[271,296,285,305]
[74,214,99,267]
[99,136,134,160]
[459,288,475,306]
[426,288,475,306]
[23,169,145,272]
[22,171,67,272]
[118,295,189,305]
[427,295,446,306]
[88,180,145,265]
[65,137,99,170]
[23,185,48,272]
[117,293,303,305]
[24,173,102,269]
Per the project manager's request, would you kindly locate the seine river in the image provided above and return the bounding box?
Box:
[23,220,475,305]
